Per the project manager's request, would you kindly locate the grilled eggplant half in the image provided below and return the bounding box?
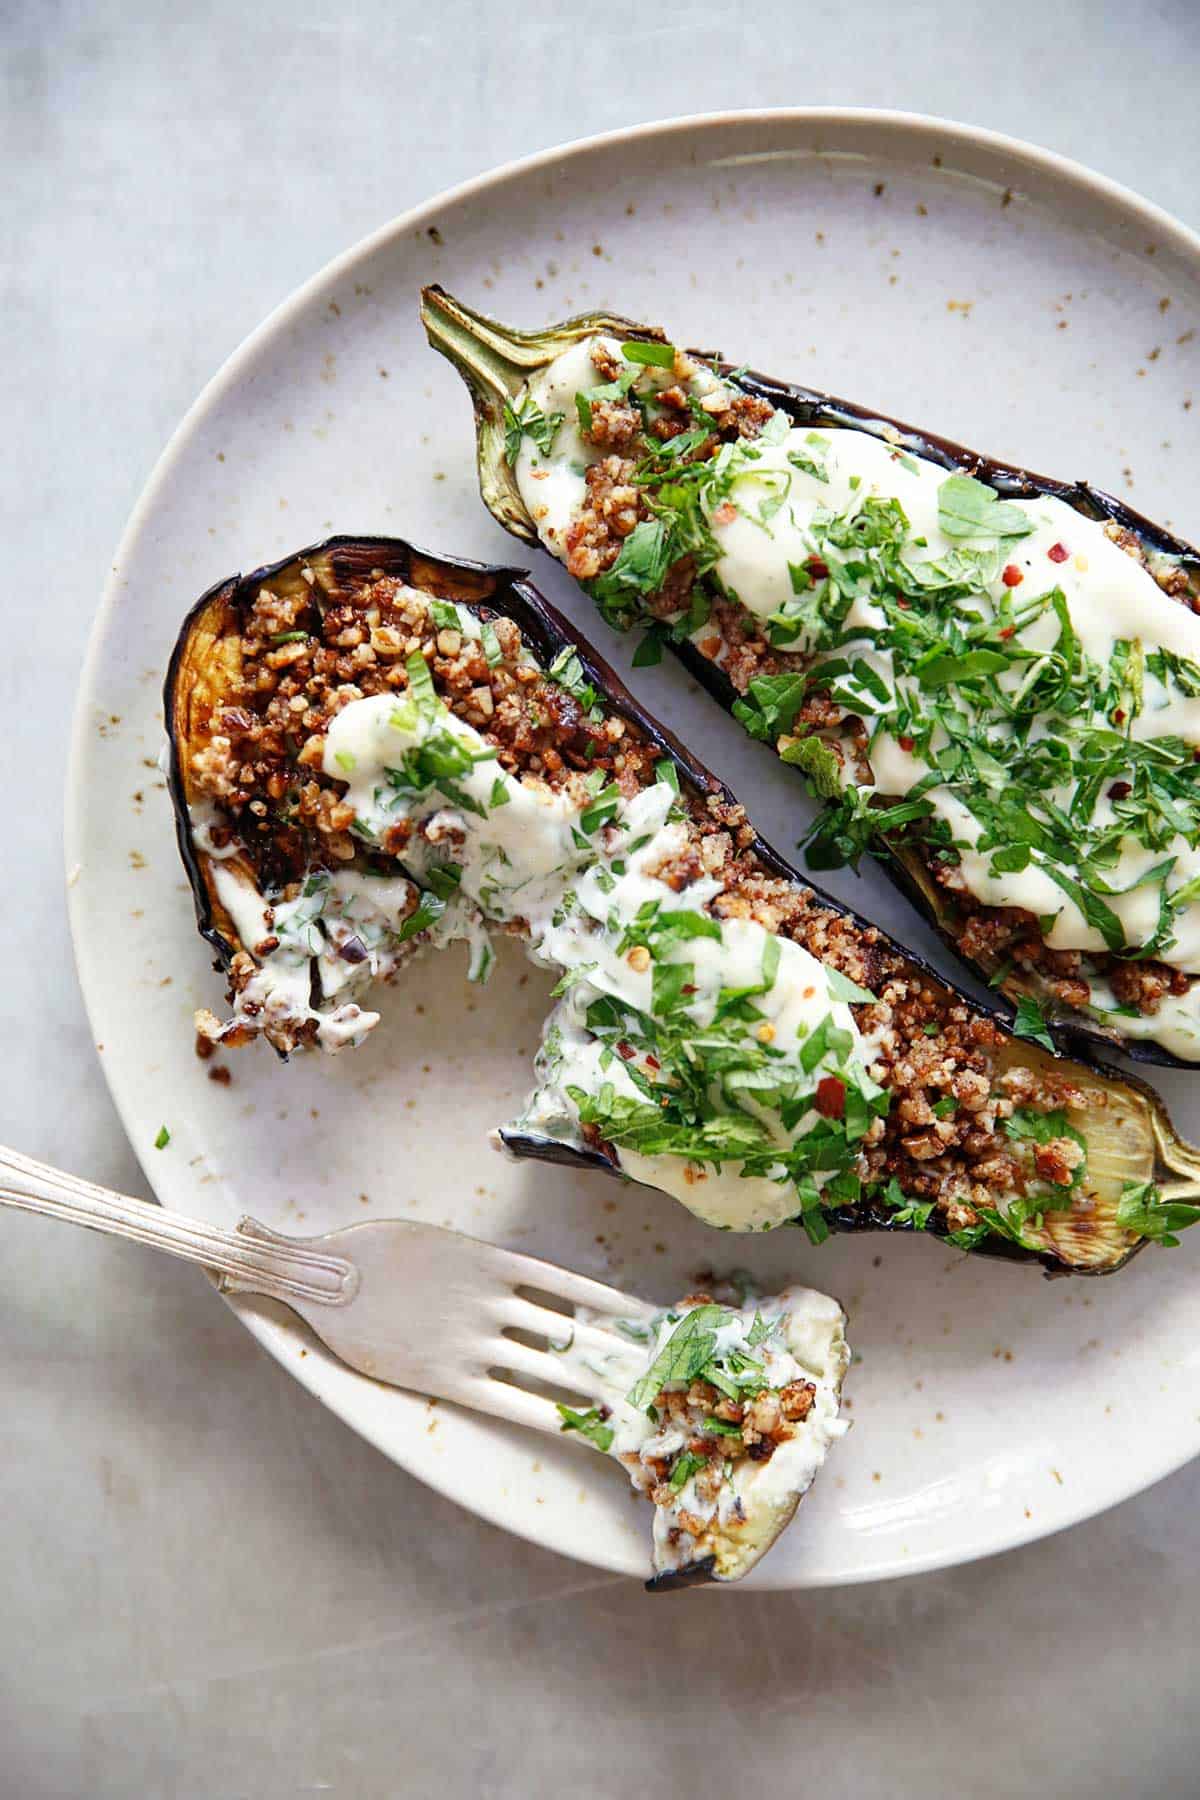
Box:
[421,286,1200,1071]
[166,534,1200,1275]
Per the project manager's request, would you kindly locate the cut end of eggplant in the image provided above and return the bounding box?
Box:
[421,283,665,547]
[644,1557,717,1593]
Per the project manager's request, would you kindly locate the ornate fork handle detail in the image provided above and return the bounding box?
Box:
[0,1145,359,1307]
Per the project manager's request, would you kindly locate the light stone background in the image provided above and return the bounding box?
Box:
[5,3,1200,1795]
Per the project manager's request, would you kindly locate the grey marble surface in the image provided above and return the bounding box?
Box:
[5,2,1200,1794]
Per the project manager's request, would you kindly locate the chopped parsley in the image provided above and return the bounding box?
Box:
[1116,1179,1200,1247]
[621,339,676,368]
[1012,996,1056,1053]
[503,393,564,465]
[555,1404,614,1451]
[624,1306,774,1416]
[396,891,445,942]
[545,646,600,717]
[587,521,672,628]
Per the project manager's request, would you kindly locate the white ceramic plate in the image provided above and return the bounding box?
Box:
[67,110,1200,1588]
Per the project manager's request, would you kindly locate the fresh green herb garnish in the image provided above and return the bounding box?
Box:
[503,393,564,465]
[424,862,462,901]
[545,646,600,716]
[825,969,877,1005]
[1116,1180,1200,1247]
[632,625,666,667]
[556,1404,614,1451]
[1012,995,1056,1053]
[480,622,504,668]
[936,473,1036,542]
[429,599,461,631]
[668,1451,708,1491]
[396,891,445,942]
[621,339,676,368]
[586,521,672,627]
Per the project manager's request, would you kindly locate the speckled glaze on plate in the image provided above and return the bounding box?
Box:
[66,110,1200,1588]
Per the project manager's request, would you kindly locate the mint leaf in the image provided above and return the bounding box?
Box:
[937,473,1035,541]
[587,521,671,624]
[632,625,666,667]
[825,968,877,1005]
[778,733,843,797]
[1012,994,1056,1053]
[396,891,446,942]
[732,672,808,741]
[503,394,564,465]
[625,1306,735,1412]
[1116,1179,1200,1248]
[621,339,676,368]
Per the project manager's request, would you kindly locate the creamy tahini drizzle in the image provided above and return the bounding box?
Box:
[209,857,421,1051]
[195,605,878,1232]
[513,337,1200,1058]
[553,1287,848,1578]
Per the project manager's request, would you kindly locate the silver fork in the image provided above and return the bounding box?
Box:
[0,1144,656,1434]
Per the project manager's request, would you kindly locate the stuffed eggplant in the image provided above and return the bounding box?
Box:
[165,534,1200,1274]
[421,286,1200,1071]
[553,1276,849,1588]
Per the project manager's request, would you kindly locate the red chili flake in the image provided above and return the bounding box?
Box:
[997,626,1016,639]
[896,597,911,610]
[898,735,916,752]
[616,1041,636,1061]
[815,1076,846,1119]
[807,556,829,579]
[644,1053,661,1071]
[1047,542,1069,563]
[1108,780,1132,800]
[681,984,698,996]
[1001,563,1024,587]
[1113,708,1126,725]
[713,501,739,526]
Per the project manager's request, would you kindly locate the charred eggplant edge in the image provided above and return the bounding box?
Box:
[165,532,1200,1275]
[419,283,1200,1072]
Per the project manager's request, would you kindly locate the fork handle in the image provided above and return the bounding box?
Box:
[0,1144,358,1306]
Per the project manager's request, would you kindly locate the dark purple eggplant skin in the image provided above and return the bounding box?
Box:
[166,534,1161,1276]
[644,1556,717,1593]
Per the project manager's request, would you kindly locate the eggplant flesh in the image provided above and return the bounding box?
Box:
[165,534,1200,1276]
[420,284,1200,1072]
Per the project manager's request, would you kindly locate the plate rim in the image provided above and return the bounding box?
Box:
[65,105,1200,1588]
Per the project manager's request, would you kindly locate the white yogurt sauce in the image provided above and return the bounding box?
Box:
[513,336,1200,1055]
[210,858,424,1052]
